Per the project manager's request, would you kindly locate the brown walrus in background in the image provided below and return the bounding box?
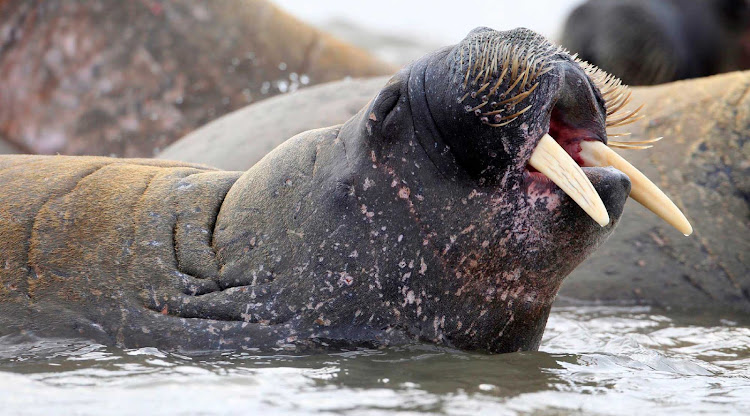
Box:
[559,0,750,85]
[0,0,394,156]
[160,71,750,316]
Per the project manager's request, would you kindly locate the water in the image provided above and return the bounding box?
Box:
[1,306,747,415]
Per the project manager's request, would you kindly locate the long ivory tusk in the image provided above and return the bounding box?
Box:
[579,140,693,236]
[528,134,610,227]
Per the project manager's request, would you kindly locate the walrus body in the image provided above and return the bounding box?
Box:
[0,156,244,348]
[0,0,393,157]
[560,0,750,85]
[1,28,633,352]
[161,71,750,315]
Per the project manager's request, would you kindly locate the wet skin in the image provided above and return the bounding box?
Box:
[0,28,630,353]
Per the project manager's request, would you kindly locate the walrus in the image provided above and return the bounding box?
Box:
[559,0,750,85]
[161,71,749,315]
[1,28,691,352]
[0,0,394,157]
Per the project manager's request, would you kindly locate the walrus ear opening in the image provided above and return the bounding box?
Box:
[366,70,407,139]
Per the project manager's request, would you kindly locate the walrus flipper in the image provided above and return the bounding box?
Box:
[0,156,246,343]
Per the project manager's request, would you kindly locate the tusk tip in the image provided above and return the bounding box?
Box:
[595,213,610,227]
[681,224,693,237]
[672,215,693,236]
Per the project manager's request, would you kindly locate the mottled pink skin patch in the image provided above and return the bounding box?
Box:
[525,179,562,214]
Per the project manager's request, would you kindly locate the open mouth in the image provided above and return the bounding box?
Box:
[454,28,692,236]
[524,89,693,235]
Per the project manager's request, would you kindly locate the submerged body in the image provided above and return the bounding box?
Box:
[1,28,640,352]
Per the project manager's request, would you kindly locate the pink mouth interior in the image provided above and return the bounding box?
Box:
[526,108,598,178]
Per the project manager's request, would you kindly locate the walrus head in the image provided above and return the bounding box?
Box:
[211,27,690,353]
[353,27,692,349]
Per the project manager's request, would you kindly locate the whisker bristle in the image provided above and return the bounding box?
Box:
[608,143,653,150]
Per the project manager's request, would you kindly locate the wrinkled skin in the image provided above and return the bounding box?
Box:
[0,28,630,352]
[560,0,750,85]
[0,0,393,156]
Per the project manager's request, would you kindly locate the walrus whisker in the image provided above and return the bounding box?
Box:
[606,92,633,116]
[517,62,534,93]
[487,118,517,127]
[607,143,653,150]
[473,66,489,86]
[458,91,472,103]
[606,132,632,137]
[482,108,505,117]
[489,43,501,81]
[521,56,540,89]
[499,68,527,99]
[486,105,532,127]
[609,137,663,145]
[475,81,492,96]
[488,66,509,96]
[510,45,521,82]
[467,101,489,113]
[606,104,645,127]
[482,50,497,85]
[536,64,555,78]
[463,47,473,87]
[494,82,539,108]
[607,115,645,128]
[606,89,631,107]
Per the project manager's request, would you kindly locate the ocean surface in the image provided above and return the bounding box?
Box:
[1,306,748,415]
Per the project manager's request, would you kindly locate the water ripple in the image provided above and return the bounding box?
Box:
[0,306,748,415]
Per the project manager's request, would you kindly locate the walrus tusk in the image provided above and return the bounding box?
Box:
[528,134,610,227]
[579,140,693,236]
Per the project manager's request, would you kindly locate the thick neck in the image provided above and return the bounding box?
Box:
[340,105,558,352]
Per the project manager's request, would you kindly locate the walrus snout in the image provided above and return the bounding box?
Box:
[417,26,691,234]
[581,167,631,230]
